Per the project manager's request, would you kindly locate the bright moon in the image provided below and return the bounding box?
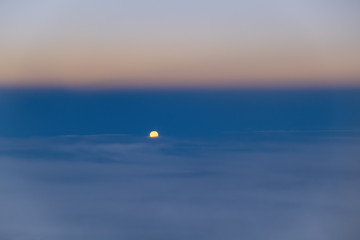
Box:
[149,131,159,138]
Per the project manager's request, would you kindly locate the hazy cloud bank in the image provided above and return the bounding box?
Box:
[0,134,359,240]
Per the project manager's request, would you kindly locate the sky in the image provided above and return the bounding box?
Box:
[1,2,360,237]
[0,0,359,88]
[1,89,359,137]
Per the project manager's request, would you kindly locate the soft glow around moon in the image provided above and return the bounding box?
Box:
[149,131,159,138]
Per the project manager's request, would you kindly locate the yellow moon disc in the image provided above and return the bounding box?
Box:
[149,131,159,138]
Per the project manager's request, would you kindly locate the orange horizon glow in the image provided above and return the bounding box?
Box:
[1,0,359,88]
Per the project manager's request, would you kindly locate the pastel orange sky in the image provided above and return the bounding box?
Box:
[1,0,359,87]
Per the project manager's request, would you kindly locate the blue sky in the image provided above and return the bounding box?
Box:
[1,89,359,137]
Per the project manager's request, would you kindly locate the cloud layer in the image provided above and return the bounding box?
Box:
[0,134,359,239]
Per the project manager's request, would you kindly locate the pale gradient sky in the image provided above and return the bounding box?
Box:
[0,0,359,87]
